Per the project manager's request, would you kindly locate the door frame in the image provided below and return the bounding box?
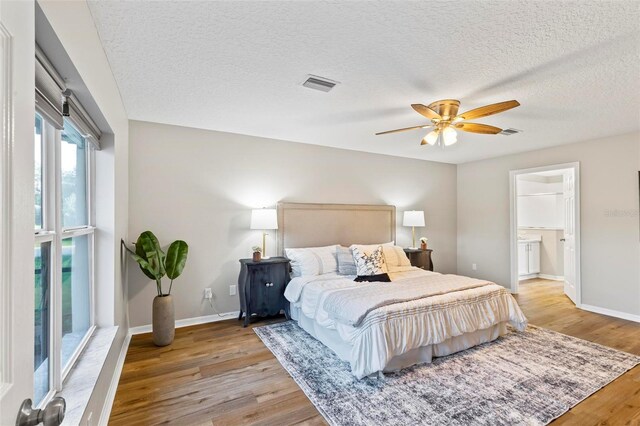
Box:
[0,20,13,398]
[509,162,581,306]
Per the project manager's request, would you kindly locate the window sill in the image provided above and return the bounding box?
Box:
[57,326,118,425]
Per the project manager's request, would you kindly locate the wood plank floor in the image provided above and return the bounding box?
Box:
[110,279,640,425]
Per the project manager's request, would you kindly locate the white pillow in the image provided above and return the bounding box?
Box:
[284,245,338,277]
[351,245,388,276]
[382,245,412,268]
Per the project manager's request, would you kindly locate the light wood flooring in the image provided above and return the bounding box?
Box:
[110,279,640,425]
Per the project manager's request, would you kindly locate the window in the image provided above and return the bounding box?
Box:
[34,115,95,406]
[61,234,91,370]
[34,114,44,229]
[34,241,51,406]
[61,123,88,228]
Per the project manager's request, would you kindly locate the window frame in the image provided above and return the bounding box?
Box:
[34,115,96,407]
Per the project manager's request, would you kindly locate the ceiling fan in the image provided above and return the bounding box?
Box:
[375,99,520,147]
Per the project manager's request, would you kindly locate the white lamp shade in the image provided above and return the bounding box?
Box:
[425,130,439,146]
[250,208,278,230]
[403,210,425,227]
[442,127,458,146]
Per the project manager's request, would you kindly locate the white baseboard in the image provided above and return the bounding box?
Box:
[537,274,564,281]
[98,332,131,426]
[581,304,640,324]
[518,273,538,281]
[519,273,564,281]
[129,311,240,335]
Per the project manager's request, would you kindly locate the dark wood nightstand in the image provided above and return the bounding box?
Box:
[403,248,434,271]
[238,257,290,327]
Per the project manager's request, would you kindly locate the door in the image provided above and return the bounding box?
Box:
[563,170,577,304]
[268,263,288,315]
[250,266,271,315]
[517,243,528,275]
[1,1,38,424]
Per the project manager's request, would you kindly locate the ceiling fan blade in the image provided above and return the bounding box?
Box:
[375,125,431,135]
[455,100,520,121]
[454,122,502,134]
[411,104,442,120]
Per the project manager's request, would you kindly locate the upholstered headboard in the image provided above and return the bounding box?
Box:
[276,202,396,254]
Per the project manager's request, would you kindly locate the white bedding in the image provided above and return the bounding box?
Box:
[284,267,528,378]
[324,273,494,327]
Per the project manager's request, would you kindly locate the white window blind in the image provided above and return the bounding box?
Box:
[35,45,64,130]
[35,45,102,150]
[64,92,102,150]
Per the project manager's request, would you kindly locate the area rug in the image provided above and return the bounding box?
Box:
[254,321,639,426]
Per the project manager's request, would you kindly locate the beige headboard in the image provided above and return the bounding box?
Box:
[276,202,396,254]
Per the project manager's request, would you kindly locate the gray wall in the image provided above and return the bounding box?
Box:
[129,121,640,324]
[127,120,458,327]
[458,132,640,316]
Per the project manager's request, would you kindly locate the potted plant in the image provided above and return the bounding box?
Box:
[252,246,262,262]
[420,237,428,250]
[123,231,188,346]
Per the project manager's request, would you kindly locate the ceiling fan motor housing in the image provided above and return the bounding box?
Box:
[427,99,461,120]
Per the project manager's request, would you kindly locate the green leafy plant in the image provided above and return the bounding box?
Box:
[420,237,428,244]
[122,231,189,296]
[251,246,262,253]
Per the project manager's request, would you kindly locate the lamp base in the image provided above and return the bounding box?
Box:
[261,256,271,259]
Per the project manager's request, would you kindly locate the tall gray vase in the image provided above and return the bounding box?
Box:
[152,295,175,346]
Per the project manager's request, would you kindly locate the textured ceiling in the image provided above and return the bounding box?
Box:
[88,1,640,164]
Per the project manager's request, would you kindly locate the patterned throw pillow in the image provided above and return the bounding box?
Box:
[351,245,388,276]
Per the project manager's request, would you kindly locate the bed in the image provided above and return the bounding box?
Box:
[277,202,528,379]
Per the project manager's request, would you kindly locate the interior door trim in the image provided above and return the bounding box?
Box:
[0,20,14,397]
[508,162,581,307]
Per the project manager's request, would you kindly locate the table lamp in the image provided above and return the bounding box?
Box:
[250,208,278,258]
[403,210,425,249]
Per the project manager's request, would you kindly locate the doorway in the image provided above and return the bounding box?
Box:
[509,162,581,306]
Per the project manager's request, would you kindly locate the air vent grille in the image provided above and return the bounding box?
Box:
[499,128,522,136]
[302,75,339,92]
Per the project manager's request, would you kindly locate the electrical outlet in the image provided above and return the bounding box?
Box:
[229,285,237,296]
[86,412,93,426]
[472,263,477,271]
[204,288,213,299]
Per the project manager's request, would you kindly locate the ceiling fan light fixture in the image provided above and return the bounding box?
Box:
[376,99,520,148]
[442,127,458,146]
[425,130,439,146]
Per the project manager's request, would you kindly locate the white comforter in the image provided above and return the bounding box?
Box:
[284,267,528,378]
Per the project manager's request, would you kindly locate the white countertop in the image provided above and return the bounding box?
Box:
[518,235,542,243]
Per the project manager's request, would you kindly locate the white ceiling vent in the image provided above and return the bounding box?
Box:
[302,75,339,92]
[499,128,522,136]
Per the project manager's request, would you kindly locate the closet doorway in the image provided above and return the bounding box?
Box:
[509,162,581,306]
